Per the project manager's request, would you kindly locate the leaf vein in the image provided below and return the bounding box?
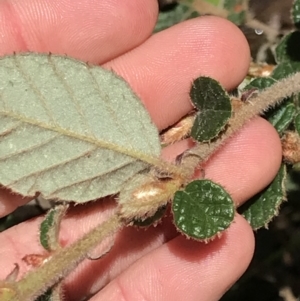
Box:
[86,66,135,149]
[0,110,161,167]
[47,55,96,138]
[0,120,22,137]
[7,145,100,188]
[12,55,57,126]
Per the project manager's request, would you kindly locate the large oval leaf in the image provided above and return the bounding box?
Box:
[0,53,161,202]
[294,112,300,135]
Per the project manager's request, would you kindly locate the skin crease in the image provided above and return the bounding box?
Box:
[0,0,282,300]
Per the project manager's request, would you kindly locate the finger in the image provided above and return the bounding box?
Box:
[104,16,250,130]
[0,120,280,300]
[93,214,254,301]
[0,0,158,63]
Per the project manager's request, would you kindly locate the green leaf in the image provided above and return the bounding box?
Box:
[271,61,300,80]
[172,179,235,240]
[244,77,276,91]
[40,205,68,251]
[154,3,199,33]
[275,31,300,63]
[266,102,296,135]
[292,0,300,29]
[190,77,232,142]
[238,165,287,230]
[294,112,300,135]
[0,53,161,202]
[244,77,295,135]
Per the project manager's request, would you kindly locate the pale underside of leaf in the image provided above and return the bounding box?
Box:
[0,53,161,202]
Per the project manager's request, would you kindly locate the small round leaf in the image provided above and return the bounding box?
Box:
[172,180,235,240]
[190,77,232,142]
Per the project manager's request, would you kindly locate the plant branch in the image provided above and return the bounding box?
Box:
[181,72,300,175]
[1,214,123,301]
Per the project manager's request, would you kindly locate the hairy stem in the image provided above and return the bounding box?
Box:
[5,215,123,301]
[181,72,300,174]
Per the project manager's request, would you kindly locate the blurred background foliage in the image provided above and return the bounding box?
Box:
[157,0,294,63]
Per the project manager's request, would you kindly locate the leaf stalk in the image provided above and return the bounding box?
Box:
[2,215,123,301]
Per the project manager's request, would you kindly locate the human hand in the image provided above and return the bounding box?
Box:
[0,1,282,300]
